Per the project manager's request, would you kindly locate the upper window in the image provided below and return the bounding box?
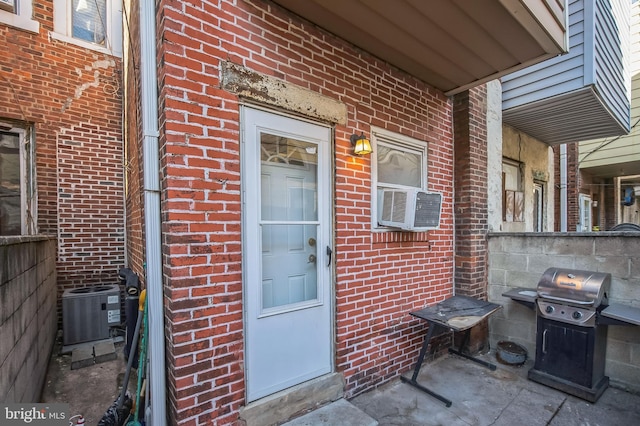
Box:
[0,0,40,33]
[52,0,122,56]
[0,121,36,235]
[371,127,428,229]
[72,0,107,45]
[502,158,524,222]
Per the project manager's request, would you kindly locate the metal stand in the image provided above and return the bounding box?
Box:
[401,296,501,407]
[400,322,453,407]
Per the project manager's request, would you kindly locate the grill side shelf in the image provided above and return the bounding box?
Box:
[502,287,536,310]
[600,303,640,326]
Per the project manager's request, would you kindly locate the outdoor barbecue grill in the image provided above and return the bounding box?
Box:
[503,267,640,403]
[530,268,611,402]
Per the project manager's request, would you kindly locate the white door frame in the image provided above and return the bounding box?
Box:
[240,105,334,402]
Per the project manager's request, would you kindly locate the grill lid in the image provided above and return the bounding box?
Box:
[537,268,610,307]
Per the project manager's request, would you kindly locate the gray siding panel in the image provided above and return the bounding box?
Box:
[501,0,630,144]
[502,0,587,110]
[594,0,631,131]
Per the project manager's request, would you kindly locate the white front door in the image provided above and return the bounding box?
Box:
[242,107,333,402]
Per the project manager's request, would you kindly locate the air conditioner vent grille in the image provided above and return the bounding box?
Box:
[382,190,407,222]
[414,192,442,228]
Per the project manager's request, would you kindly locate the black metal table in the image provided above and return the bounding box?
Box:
[401,295,502,407]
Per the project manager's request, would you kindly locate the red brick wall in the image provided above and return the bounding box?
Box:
[123,0,145,281]
[57,125,124,287]
[452,87,490,353]
[0,2,124,322]
[453,87,488,299]
[153,0,454,424]
[603,179,617,230]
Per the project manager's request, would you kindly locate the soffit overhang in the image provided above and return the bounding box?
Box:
[270,0,567,95]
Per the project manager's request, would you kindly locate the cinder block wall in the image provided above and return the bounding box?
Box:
[488,232,640,393]
[0,236,57,402]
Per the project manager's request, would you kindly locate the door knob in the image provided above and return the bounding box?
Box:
[308,254,316,263]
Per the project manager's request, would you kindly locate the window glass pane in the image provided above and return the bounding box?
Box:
[503,162,520,191]
[72,0,106,45]
[377,144,421,187]
[0,0,16,14]
[0,131,21,235]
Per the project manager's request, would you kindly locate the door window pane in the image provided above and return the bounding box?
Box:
[260,134,318,222]
[260,133,320,312]
[261,224,318,309]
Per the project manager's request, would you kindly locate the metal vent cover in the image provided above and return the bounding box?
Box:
[413,192,442,228]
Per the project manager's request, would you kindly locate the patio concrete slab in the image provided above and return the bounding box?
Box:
[44,338,640,426]
[350,351,640,426]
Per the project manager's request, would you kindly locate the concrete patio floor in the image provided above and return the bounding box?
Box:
[347,351,640,426]
[41,336,135,425]
[41,336,640,425]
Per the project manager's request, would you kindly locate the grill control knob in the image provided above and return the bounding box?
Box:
[545,305,554,314]
[572,311,583,320]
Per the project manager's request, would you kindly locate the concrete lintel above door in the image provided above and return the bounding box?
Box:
[221,61,347,125]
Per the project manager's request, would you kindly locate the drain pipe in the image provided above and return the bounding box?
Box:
[560,144,568,232]
[140,0,166,423]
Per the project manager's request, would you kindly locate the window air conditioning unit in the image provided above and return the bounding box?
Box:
[62,285,121,346]
[379,188,442,231]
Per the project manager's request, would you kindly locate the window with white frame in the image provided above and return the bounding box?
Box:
[51,0,122,57]
[578,193,592,232]
[0,121,36,235]
[0,0,40,33]
[371,127,428,229]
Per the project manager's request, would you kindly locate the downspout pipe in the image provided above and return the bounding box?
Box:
[140,0,166,423]
[560,144,567,232]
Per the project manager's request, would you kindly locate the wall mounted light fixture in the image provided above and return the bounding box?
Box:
[350,132,372,155]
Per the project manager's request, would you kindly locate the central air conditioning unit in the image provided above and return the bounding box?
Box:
[62,285,121,346]
[378,188,442,231]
